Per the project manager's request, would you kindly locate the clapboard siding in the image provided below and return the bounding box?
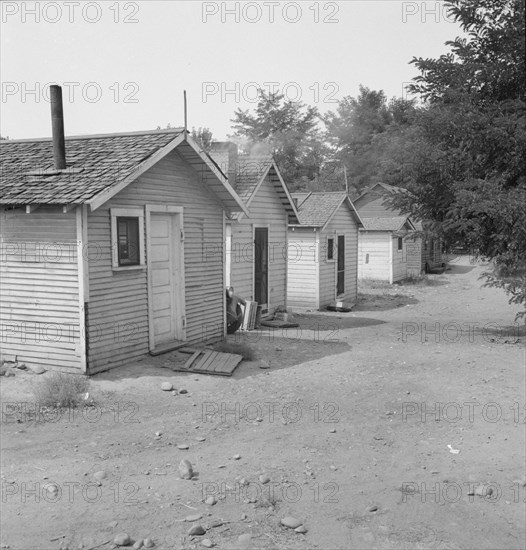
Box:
[86,149,225,373]
[406,236,423,276]
[0,207,82,371]
[230,175,288,312]
[319,204,359,307]
[358,232,391,281]
[286,229,318,310]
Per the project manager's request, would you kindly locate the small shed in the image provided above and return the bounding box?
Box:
[354,182,442,280]
[358,216,415,283]
[209,144,299,314]
[287,192,363,311]
[0,120,247,374]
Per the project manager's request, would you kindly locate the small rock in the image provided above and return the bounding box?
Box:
[281,517,302,529]
[133,541,143,550]
[108,521,119,529]
[295,526,307,534]
[233,454,241,460]
[113,533,132,546]
[238,534,251,544]
[15,363,27,370]
[179,389,188,394]
[259,474,270,484]
[143,540,155,549]
[240,513,247,520]
[329,465,337,471]
[367,505,378,513]
[329,428,336,433]
[155,431,162,437]
[185,514,202,522]
[179,459,193,479]
[93,470,107,482]
[31,365,46,375]
[201,539,214,548]
[161,382,173,391]
[177,444,189,450]
[205,496,217,505]
[188,524,206,536]
[196,437,206,442]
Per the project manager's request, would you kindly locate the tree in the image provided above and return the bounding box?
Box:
[230,90,328,190]
[389,0,526,316]
[191,127,213,152]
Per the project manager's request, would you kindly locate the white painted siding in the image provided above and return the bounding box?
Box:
[286,228,318,310]
[230,174,288,312]
[358,231,391,281]
[0,207,82,371]
[87,149,225,373]
[319,205,359,307]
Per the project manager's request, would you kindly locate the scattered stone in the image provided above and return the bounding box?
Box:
[201,539,213,548]
[31,365,46,375]
[233,454,241,460]
[367,505,379,513]
[259,474,270,484]
[469,485,494,497]
[329,428,336,433]
[93,470,107,482]
[15,363,27,370]
[188,524,206,536]
[205,496,217,506]
[217,465,226,469]
[161,382,173,391]
[185,514,202,522]
[179,459,193,479]
[295,526,308,534]
[209,520,223,528]
[143,540,155,549]
[133,540,144,550]
[329,465,337,471]
[196,437,206,442]
[108,521,119,529]
[155,431,162,437]
[281,517,302,529]
[239,478,249,486]
[179,389,188,394]
[113,533,132,546]
[177,444,189,450]
[238,534,251,545]
[240,513,247,520]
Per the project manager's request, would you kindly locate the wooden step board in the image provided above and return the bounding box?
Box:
[172,350,243,376]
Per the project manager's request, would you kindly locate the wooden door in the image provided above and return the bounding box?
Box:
[150,213,183,346]
[337,235,345,296]
[254,227,269,308]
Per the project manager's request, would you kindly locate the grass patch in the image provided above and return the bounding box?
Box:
[212,340,256,361]
[394,274,446,287]
[32,371,90,409]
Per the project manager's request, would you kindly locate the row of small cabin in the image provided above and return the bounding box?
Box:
[0,131,442,375]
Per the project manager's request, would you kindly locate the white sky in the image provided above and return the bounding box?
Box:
[1,1,462,140]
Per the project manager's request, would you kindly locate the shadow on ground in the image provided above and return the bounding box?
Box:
[354,293,419,311]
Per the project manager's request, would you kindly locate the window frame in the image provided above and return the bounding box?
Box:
[110,208,145,271]
[397,236,403,252]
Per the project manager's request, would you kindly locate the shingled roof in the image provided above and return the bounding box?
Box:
[291,191,363,229]
[0,129,248,214]
[360,216,414,231]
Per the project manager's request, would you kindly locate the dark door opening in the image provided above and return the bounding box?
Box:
[254,227,269,307]
[337,235,345,295]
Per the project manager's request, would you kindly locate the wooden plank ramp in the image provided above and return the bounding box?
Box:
[170,350,243,377]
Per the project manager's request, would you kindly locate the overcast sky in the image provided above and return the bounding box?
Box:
[1,1,462,140]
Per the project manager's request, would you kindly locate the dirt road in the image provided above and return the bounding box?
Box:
[1,257,525,550]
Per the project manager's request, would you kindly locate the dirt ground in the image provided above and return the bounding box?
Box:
[1,257,525,550]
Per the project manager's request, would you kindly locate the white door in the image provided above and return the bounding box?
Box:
[150,213,184,346]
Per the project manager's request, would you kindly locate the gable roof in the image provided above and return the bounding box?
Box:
[360,216,415,231]
[220,155,299,224]
[0,129,248,214]
[290,191,363,230]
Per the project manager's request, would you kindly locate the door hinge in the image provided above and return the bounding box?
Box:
[182,316,186,329]
[180,230,185,241]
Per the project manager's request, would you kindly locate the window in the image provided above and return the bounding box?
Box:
[327,237,334,261]
[397,237,403,251]
[117,217,140,266]
[365,253,369,264]
[337,235,345,295]
[111,208,145,270]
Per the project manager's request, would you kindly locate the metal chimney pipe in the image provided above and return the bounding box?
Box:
[50,85,66,170]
